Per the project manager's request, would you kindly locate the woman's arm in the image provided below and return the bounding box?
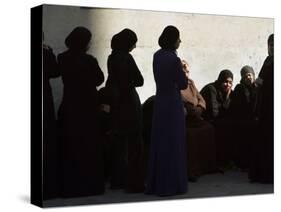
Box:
[128,54,144,87]
[175,57,188,90]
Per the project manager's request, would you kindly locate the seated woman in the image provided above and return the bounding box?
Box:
[181,60,206,126]
[200,70,234,170]
[180,60,216,180]
[231,65,257,120]
[230,66,259,169]
[200,69,233,122]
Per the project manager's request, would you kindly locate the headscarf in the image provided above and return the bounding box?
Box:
[111,28,137,52]
[65,27,92,52]
[217,69,233,84]
[240,65,255,78]
[268,34,274,44]
[158,25,180,50]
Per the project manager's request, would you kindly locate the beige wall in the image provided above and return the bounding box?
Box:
[43,4,273,110]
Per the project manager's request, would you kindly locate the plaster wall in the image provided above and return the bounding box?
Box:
[42,5,273,110]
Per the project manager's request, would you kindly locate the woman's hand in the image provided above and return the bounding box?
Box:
[181,60,189,72]
[226,88,232,100]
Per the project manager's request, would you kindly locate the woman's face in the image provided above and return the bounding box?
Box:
[243,73,255,86]
[221,77,233,93]
[174,38,181,49]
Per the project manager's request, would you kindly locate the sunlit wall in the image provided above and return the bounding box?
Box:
[42,4,274,111]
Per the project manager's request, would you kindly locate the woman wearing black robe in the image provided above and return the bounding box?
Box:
[249,34,274,183]
[200,70,233,122]
[57,27,105,197]
[231,66,257,120]
[105,29,144,192]
[230,65,258,169]
[43,42,60,200]
[200,70,234,169]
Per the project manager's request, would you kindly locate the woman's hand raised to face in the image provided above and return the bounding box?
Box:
[181,60,190,79]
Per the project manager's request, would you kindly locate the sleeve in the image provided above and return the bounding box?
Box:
[175,57,188,90]
[43,47,60,78]
[128,54,144,87]
[258,56,270,80]
[222,92,232,109]
[200,85,219,119]
[90,56,105,86]
[184,102,196,116]
[193,82,206,110]
[230,85,247,117]
[235,85,249,104]
[197,93,206,110]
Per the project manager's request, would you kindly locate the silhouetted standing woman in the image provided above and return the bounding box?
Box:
[105,29,144,192]
[145,26,188,196]
[57,27,105,197]
[249,34,274,184]
[43,38,60,200]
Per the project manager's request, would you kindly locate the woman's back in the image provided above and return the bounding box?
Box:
[106,51,143,100]
[146,48,188,196]
[153,49,186,94]
[58,51,104,101]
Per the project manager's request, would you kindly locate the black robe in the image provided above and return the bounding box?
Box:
[249,56,274,183]
[229,82,258,169]
[105,50,144,192]
[57,50,105,197]
[43,45,60,200]
[200,82,234,168]
[200,82,232,122]
[231,83,257,120]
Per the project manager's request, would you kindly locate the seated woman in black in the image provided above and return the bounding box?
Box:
[200,70,234,169]
[231,65,257,120]
[230,65,258,169]
[200,69,233,122]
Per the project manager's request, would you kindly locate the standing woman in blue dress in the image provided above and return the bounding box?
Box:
[145,26,188,196]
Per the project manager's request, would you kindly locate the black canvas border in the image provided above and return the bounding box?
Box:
[31,5,43,208]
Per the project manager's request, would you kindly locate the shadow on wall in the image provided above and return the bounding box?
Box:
[43,5,273,114]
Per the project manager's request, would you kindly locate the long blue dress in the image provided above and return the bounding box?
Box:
[145,49,188,196]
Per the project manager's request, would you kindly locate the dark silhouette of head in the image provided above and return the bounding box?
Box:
[267,33,274,57]
[111,28,138,52]
[158,26,180,50]
[65,27,92,52]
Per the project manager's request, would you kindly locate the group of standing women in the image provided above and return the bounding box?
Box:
[54,27,146,198]
[43,25,273,200]
[43,25,188,199]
